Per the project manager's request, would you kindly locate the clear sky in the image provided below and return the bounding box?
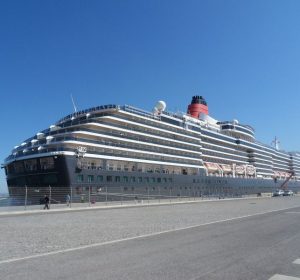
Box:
[1,0,300,193]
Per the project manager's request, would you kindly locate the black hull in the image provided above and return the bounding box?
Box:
[5,155,300,204]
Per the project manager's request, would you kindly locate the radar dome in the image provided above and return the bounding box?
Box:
[233,119,239,125]
[155,101,166,112]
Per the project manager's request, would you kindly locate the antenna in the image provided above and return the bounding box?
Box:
[70,94,78,113]
[271,136,280,151]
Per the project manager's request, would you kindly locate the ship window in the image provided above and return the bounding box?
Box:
[123,176,128,182]
[87,175,94,183]
[144,177,149,183]
[115,176,120,182]
[130,176,135,182]
[97,175,103,182]
[7,165,15,174]
[152,178,156,183]
[24,159,37,171]
[14,162,24,173]
[77,175,84,182]
[168,178,173,183]
[40,157,55,170]
[138,177,142,183]
[163,178,167,183]
[107,163,114,171]
[107,176,112,182]
[157,178,161,183]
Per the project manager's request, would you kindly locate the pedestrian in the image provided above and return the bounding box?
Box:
[66,194,71,207]
[44,195,50,210]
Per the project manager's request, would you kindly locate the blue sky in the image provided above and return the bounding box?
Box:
[1,0,300,193]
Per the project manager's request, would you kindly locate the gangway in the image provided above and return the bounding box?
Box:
[280,172,294,191]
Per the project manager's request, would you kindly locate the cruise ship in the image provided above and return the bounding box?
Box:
[3,96,300,201]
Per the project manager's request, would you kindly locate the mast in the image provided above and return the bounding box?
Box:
[272,136,280,151]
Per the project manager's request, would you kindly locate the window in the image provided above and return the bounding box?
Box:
[138,177,142,183]
[152,177,156,183]
[87,175,94,183]
[115,176,120,182]
[14,162,24,173]
[107,163,114,171]
[40,157,55,170]
[24,159,38,171]
[107,176,112,182]
[157,178,161,183]
[168,178,173,183]
[130,176,136,182]
[144,177,149,183]
[123,176,128,182]
[77,175,84,182]
[97,175,103,182]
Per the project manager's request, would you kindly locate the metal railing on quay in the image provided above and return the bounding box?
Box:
[0,185,259,212]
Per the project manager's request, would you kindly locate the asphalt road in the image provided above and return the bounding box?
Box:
[1,197,300,280]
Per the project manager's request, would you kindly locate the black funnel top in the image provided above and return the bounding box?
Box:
[191,95,207,106]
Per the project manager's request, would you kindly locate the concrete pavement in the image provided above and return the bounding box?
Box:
[1,196,300,279]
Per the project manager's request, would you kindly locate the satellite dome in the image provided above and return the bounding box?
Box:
[233,119,239,125]
[155,101,166,112]
[153,101,166,114]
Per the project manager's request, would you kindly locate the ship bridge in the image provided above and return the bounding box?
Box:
[218,121,255,142]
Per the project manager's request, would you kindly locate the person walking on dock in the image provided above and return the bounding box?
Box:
[66,194,71,207]
[44,195,50,210]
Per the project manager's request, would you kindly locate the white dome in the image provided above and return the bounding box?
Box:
[155,101,166,112]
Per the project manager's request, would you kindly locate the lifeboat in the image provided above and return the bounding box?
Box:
[220,164,232,173]
[204,162,221,172]
[246,165,256,175]
[235,165,245,175]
